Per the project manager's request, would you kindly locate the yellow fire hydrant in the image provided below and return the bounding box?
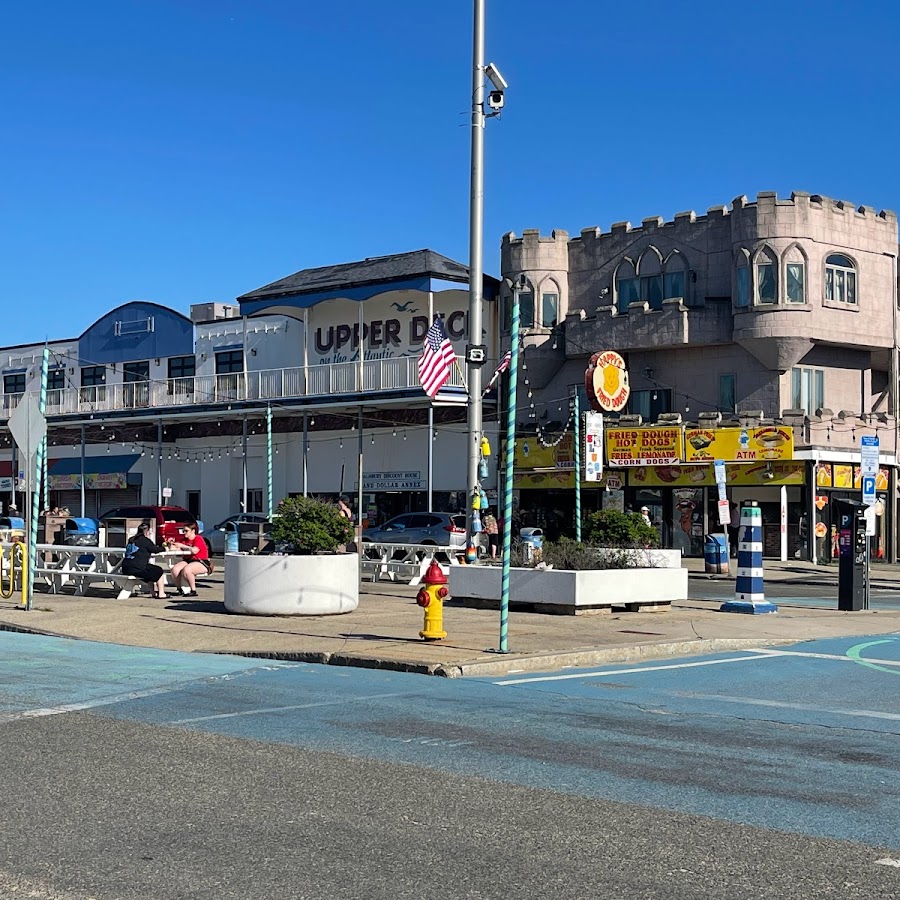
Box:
[416,560,449,641]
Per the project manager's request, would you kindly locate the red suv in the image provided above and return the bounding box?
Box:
[99,505,207,550]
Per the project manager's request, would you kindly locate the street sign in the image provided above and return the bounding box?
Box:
[862,475,876,506]
[8,393,46,467]
[860,435,879,476]
[714,459,727,501]
[717,498,730,526]
[584,412,604,482]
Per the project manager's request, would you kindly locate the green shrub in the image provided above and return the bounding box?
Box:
[270,496,353,554]
[539,538,653,570]
[582,509,658,548]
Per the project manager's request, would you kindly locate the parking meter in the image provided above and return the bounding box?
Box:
[834,499,867,611]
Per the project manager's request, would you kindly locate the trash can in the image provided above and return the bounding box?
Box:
[65,517,99,565]
[704,534,729,575]
[223,521,239,553]
[520,527,544,563]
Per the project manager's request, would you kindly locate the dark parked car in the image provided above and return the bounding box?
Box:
[362,512,467,548]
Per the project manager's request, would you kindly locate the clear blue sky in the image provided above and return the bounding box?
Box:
[4,0,899,344]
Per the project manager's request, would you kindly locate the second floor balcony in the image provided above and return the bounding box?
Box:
[0,356,467,419]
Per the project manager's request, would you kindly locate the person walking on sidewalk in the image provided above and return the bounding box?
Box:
[728,501,740,557]
[483,509,499,559]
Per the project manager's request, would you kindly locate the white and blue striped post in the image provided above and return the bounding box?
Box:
[721,502,778,614]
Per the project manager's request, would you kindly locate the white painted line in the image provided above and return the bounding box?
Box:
[876,858,900,868]
[746,648,900,668]
[168,691,411,724]
[0,684,191,725]
[494,653,782,685]
[683,693,900,723]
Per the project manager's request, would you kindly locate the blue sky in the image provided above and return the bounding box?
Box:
[4,0,899,344]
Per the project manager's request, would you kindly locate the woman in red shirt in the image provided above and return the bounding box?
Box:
[169,523,212,597]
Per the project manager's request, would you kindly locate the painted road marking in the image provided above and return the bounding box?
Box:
[168,691,413,725]
[876,858,900,868]
[494,653,782,686]
[681,693,900,723]
[745,647,900,668]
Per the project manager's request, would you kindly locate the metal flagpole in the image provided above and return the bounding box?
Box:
[80,423,86,518]
[28,346,50,611]
[465,0,486,559]
[266,404,273,519]
[574,389,582,543]
[499,285,520,653]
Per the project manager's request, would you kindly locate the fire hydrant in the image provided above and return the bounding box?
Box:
[416,560,448,641]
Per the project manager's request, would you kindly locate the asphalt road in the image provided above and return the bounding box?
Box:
[0,632,898,899]
[689,576,900,611]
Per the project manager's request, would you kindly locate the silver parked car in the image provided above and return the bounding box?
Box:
[362,512,467,548]
[201,513,270,554]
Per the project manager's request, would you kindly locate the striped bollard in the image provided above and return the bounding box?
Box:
[720,503,778,614]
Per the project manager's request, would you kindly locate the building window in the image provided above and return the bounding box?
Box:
[81,366,106,387]
[786,263,805,303]
[736,263,750,308]
[617,278,639,311]
[757,262,777,304]
[641,275,663,309]
[168,356,196,379]
[3,374,25,394]
[791,367,824,415]
[239,489,263,513]
[518,292,535,328]
[626,388,672,420]
[123,361,149,382]
[215,350,244,375]
[47,369,66,391]
[719,374,736,413]
[664,270,685,301]
[825,254,857,305]
[541,292,558,329]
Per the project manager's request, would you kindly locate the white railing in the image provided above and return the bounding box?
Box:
[0,356,467,418]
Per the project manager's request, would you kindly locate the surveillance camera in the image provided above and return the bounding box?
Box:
[485,62,508,91]
[488,90,505,110]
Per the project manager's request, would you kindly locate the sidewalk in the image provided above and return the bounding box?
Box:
[684,555,900,586]
[1,569,898,677]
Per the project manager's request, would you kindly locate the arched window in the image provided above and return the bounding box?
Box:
[540,279,559,328]
[735,250,750,308]
[825,253,857,305]
[663,251,687,302]
[501,277,535,332]
[615,259,639,313]
[784,244,807,304]
[637,247,663,310]
[755,246,778,305]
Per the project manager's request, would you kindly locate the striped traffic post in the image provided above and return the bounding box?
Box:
[721,502,778,614]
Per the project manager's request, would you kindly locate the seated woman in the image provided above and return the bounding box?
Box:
[169,523,212,597]
[122,522,169,599]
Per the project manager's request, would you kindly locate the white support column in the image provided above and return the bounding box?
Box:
[780,483,788,562]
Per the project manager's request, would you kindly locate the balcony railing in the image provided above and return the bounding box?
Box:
[0,356,466,418]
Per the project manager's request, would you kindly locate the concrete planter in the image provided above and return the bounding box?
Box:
[224,552,359,616]
[449,560,687,615]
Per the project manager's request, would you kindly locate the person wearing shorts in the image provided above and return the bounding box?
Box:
[169,523,212,597]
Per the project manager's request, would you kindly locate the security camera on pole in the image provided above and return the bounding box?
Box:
[465,0,507,563]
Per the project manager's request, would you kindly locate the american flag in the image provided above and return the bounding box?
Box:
[418,317,455,397]
[481,349,512,397]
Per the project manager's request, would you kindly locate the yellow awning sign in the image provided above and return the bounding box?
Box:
[684,426,793,462]
[606,427,683,467]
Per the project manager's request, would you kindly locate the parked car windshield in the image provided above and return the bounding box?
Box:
[161,510,196,523]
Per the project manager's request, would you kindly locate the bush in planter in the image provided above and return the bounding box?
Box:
[583,509,658,548]
[269,496,353,554]
[540,537,655,570]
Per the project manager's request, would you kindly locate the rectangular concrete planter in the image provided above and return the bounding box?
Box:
[449,564,688,615]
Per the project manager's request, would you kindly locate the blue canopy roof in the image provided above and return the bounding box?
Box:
[49,454,140,476]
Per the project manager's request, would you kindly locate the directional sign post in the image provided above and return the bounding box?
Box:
[859,435,879,611]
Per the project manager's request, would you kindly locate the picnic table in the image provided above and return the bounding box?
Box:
[29,544,190,599]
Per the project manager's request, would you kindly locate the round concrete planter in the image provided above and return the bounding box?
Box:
[224,552,359,616]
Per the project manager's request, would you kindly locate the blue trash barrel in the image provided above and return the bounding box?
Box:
[224,521,239,553]
[703,534,729,574]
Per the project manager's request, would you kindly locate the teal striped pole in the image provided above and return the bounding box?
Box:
[499,288,520,653]
[574,389,581,543]
[266,404,273,519]
[27,346,49,611]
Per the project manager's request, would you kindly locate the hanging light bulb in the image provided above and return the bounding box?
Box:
[141,450,145,457]
[275,446,279,454]
[403,431,407,441]
[106,444,110,453]
[392,428,397,437]
[168,452,172,460]
[218,450,222,458]
[370,435,375,445]
[339,437,343,449]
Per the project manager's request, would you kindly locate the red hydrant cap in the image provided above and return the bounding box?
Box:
[423,560,447,585]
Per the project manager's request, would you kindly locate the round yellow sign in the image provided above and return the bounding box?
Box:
[585,350,630,412]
